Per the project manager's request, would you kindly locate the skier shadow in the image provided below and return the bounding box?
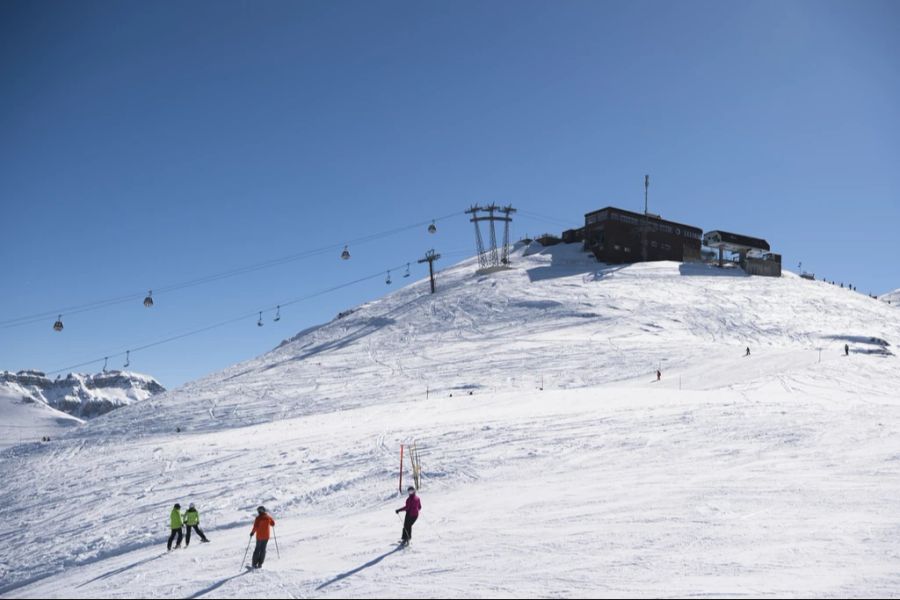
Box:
[185,571,247,599]
[315,546,403,590]
[76,552,166,588]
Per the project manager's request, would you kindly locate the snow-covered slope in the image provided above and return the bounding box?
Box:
[83,245,898,437]
[881,288,900,306]
[2,244,900,598]
[0,384,83,450]
[0,369,165,420]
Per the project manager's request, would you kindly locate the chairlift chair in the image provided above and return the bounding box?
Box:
[124,350,130,368]
[386,270,392,285]
[428,220,437,234]
[143,290,154,308]
[53,315,64,332]
[403,263,410,278]
[257,311,264,327]
[341,246,351,260]
[274,305,281,322]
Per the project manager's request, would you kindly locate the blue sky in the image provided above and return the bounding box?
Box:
[2,0,898,388]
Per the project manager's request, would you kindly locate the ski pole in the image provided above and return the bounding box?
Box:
[273,527,280,559]
[396,512,407,540]
[241,535,252,571]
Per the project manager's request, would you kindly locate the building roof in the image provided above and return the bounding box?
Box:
[584,206,702,233]
[703,230,770,252]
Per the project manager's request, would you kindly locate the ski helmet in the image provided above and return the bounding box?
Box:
[189,503,195,509]
[174,503,181,509]
[257,506,267,514]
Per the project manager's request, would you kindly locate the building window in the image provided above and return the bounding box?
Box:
[624,247,631,253]
[612,213,640,226]
[650,241,658,248]
[614,244,621,250]
[586,210,608,224]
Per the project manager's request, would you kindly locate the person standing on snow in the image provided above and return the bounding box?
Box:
[183,503,210,547]
[395,486,421,546]
[845,344,850,356]
[250,506,275,569]
[167,503,184,551]
[745,347,751,357]
[656,369,661,382]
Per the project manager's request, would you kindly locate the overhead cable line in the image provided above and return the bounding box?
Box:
[44,255,445,376]
[2,211,462,330]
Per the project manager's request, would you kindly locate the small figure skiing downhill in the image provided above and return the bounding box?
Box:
[249,506,275,569]
[395,486,421,546]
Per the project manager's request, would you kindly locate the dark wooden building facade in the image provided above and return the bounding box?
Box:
[561,227,585,244]
[583,207,703,264]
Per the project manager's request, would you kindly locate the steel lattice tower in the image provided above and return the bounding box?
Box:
[466,204,516,271]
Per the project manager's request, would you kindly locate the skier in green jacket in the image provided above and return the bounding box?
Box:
[167,504,184,551]
[183,503,210,546]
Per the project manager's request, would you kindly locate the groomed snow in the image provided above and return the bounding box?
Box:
[2,244,899,598]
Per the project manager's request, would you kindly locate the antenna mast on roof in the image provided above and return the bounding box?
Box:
[644,174,649,215]
[641,174,650,262]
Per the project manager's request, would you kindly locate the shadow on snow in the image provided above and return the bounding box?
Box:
[315,546,403,591]
[185,571,247,599]
[76,552,166,588]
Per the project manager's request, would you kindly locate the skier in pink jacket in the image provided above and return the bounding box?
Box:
[395,486,421,546]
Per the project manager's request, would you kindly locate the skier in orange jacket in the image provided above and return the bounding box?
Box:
[249,506,275,569]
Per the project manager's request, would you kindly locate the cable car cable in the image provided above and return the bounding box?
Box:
[1,211,461,330]
[44,258,426,376]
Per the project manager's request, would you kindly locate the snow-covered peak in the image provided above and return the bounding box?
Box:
[0,369,165,420]
[87,243,899,437]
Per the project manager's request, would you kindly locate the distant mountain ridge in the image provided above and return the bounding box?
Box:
[0,369,165,419]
